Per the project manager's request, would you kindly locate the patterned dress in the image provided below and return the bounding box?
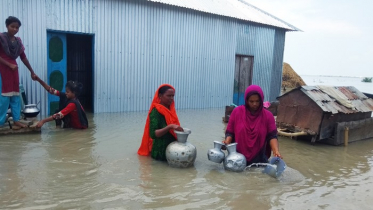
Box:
[149,108,176,161]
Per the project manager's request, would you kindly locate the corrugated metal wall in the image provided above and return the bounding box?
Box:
[1,0,286,115]
[235,22,286,102]
[270,30,286,101]
[94,0,239,112]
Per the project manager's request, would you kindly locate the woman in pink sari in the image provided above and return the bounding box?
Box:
[223,85,281,165]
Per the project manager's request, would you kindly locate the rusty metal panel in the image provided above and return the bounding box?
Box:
[297,86,373,114]
[362,99,373,110]
[276,89,322,134]
[338,87,359,100]
[326,101,354,114]
[351,100,373,112]
[302,88,343,114]
[346,86,368,99]
[302,88,329,102]
[302,89,334,112]
[355,98,373,112]
[320,102,339,114]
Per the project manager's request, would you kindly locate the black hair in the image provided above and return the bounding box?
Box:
[245,92,262,107]
[158,85,173,95]
[65,81,83,97]
[5,16,21,27]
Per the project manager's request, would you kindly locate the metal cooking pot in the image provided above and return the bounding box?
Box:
[22,103,40,118]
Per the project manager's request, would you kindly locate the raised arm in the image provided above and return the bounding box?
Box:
[35,75,51,92]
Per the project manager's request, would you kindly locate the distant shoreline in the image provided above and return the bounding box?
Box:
[300,75,371,78]
[299,75,373,94]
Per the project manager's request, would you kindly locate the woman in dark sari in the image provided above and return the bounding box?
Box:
[138,84,183,161]
[0,16,36,128]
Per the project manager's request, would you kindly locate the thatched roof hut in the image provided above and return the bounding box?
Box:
[282,62,306,91]
[265,62,306,115]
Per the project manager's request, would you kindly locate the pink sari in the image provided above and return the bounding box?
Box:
[226,85,277,163]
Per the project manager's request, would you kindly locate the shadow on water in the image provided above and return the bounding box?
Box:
[0,108,373,209]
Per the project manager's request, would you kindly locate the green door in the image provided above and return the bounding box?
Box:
[47,32,67,115]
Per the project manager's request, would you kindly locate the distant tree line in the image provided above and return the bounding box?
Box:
[362,77,372,83]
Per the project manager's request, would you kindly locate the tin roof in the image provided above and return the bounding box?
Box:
[147,0,300,31]
[280,86,373,114]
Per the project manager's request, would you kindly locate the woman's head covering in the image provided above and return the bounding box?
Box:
[226,85,277,163]
[137,84,180,156]
[244,84,264,114]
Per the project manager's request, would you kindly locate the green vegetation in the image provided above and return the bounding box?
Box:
[361,77,372,83]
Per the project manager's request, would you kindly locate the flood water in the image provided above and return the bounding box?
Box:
[300,75,373,94]
[1,108,373,209]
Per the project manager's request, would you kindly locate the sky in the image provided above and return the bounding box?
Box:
[248,0,373,77]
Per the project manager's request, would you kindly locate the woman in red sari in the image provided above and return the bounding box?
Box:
[138,84,183,161]
[223,85,282,165]
[0,16,36,128]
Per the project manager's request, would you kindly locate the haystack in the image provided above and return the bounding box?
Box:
[282,62,306,90]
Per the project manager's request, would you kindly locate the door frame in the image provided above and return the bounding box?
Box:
[46,30,95,113]
[233,54,254,105]
[47,32,67,115]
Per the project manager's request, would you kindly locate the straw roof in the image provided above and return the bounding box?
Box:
[282,62,306,89]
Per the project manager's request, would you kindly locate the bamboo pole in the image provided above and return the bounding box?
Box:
[344,127,349,146]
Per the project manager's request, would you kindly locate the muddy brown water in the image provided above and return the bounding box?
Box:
[1,108,372,209]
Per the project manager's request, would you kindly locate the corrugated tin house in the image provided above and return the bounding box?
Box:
[276,86,373,144]
[1,0,299,115]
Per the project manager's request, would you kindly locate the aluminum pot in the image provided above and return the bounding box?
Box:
[165,128,197,168]
[22,104,40,118]
[207,141,225,163]
[223,143,247,172]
